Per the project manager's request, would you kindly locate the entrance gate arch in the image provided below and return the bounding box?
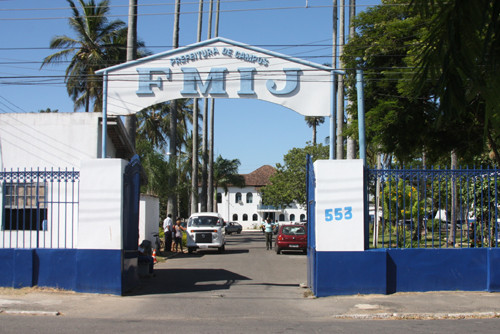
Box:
[96,37,366,296]
[96,37,353,159]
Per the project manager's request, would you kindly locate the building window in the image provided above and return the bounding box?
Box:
[246,192,253,204]
[243,214,248,221]
[235,192,242,203]
[216,193,222,204]
[252,214,258,221]
[279,214,285,221]
[3,182,47,231]
[232,214,238,221]
[300,214,306,222]
[290,214,295,222]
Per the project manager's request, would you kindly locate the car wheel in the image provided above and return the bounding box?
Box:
[237,230,241,234]
[276,247,281,254]
[218,245,225,253]
[302,249,307,254]
[188,247,194,254]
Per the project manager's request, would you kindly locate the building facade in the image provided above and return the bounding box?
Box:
[215,165,306,229]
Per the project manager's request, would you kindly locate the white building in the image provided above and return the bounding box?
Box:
[0,112,134,169]
[215,165,306,230]
[0,112,159,249]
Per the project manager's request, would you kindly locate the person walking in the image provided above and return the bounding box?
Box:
[262,218,275,250]
[163,214,173,253]
[174,218,186,253]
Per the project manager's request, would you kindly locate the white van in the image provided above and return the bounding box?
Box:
[186,212,226,253]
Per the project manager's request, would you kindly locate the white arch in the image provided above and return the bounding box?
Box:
[97,37,348,159]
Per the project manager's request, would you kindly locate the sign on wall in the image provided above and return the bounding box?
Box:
[96,37,335,117]
[314,159,366,251]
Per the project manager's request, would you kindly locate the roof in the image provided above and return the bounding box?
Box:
[242,165,276,187]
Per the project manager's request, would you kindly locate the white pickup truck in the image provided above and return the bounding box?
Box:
[186,212,226,254]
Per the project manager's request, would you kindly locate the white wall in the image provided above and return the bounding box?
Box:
[139,194,160,244]
[78,159,126,250]
[0,112,117,170]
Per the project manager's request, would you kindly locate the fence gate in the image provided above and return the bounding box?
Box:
[122,155,141,292]
[306,155,316,288]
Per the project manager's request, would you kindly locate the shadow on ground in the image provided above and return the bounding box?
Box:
[126,268,251,296]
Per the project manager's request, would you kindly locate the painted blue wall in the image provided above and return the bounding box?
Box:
[0,249,129,295]
[311,248,500,297]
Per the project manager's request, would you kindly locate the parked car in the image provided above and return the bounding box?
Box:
[225,222,242,235]
[186,212,226,253]
[275,224,307,254]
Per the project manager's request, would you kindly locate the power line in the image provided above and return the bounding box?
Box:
[0,2,401,21]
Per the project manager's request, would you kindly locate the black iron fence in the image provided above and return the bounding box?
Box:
[368,167,500,249]
[0,168,79,249]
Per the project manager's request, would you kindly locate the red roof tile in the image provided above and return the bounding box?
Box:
[242,165,276,186]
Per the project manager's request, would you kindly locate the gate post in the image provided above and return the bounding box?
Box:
[77,158,128,294]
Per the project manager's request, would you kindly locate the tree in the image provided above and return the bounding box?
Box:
[410,0,500,166]
[342,0,435,165]
[342,0,488,167]
[213,156,245,194]
[136,99,197,218]
[305,116,325,146]
[39,108,59,113]
[41,0,127,113]
[213,156,245,210]
[261,144,329,208]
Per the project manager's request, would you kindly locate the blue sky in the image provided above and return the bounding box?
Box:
[0,0,379,173]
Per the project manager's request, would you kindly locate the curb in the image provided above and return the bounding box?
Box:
[1,309,61,316]
[330,312,500,320]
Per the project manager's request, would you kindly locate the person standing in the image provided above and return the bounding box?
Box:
[262,218,275,250]
[163,214,173,253]
[174,218,186,253]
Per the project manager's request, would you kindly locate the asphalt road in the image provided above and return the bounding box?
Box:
[1,231,500,333]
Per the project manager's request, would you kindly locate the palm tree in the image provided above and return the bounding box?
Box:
[136,99,198,217]
[136,99,194,152]
[213,156,245,211]
[41,0,127,113]
[305,116,325,146]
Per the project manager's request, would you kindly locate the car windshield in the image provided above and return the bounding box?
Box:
[281,226,305,235]
[188,216,222,227]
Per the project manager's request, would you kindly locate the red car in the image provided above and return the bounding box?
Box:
[275,224,307,254]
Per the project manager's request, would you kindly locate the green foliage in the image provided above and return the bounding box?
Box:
[41,0,149,113]
[261,144,329,208]
[410,0,500,166]
[213,155,245,195]
[343,0,493,166]
[343,0,436,164]
[39,108,59,113]
[382,179,425,221]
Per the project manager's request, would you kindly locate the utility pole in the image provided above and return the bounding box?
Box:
[346,0,356,159]
[331,0,337,159]
[207,0,220,212]
[336,0,345,160]
[168,0,181,218]
[201,0,214,212]
[125,0,138,150]
[191,0,204,215]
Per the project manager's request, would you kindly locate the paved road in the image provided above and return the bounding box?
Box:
[1,231,500,333]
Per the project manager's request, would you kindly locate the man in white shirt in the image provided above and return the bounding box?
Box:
[163,214,173,252]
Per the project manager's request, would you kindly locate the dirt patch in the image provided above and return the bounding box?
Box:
[0,286,76,296]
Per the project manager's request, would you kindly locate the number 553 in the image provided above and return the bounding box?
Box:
[325,206,353,222]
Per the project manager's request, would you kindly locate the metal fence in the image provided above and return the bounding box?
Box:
[0,169,80,249]
[368,167,500,249]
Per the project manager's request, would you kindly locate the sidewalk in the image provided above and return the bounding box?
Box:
[1,283,500,320]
